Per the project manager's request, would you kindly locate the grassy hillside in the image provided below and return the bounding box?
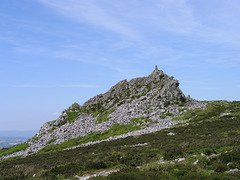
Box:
[0,101,239,179]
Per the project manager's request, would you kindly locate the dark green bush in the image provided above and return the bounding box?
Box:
[163,147,183,160]
[86,161,107,170]
[214,164,228,172]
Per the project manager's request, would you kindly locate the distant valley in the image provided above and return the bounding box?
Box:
[0,130,37,149]
[0,137,28,149]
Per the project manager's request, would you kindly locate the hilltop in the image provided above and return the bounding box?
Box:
[0,68,239,179]
[0,67,205,160]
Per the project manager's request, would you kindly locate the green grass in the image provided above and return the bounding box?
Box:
[96,113,109,123]
[66,111,79,124]
[130,117,153,125]
[0,142,29,158]
[47,139,56,144]
[172,101,237,123]
[165,112,174,116]
[32,136,40,140]
[80,106,87,112]
[125,89,131,97]
[92,110,101,117]
[56,107,84,127]
[48,128,54,133]
[160,112,174,118]
[96,109,115,124]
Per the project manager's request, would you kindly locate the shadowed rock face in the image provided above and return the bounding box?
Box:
[0,68,207,160]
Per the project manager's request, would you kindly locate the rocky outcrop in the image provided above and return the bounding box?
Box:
[0,67,207,160]
[83,68,185,108]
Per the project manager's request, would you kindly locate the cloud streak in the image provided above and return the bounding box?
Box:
[37,0,197,40]
[37,0,140,40]
[2,84,98,88]
[37,0,240,47]
[3,0,239,79]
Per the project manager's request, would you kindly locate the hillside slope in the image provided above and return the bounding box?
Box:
[0,67,206,161]
[0,101,239,179]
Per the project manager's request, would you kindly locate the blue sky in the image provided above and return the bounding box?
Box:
[0,0,240,131]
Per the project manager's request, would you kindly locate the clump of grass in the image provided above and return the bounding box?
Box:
[66,111,79,124]
[160,112,174,119]
[130,117,152,125]
[165,112,174,116]
[96,114,109,123]
[80,107,87,112]
[48,128,54,133]
[96,109,115,124]
[125,89,131,97]
[92,111,101,117]
[47,139,56,145]
[31,136,40,141]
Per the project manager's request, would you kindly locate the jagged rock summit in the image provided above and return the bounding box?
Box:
[83,66,185,108]
[1,67,207,160]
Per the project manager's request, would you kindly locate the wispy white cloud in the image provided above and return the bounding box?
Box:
[2,84,98,88]
[37,0,140,40]
[37,0,240,47]
[59,84,98,88]
[13,44,49,55]
[10,84,44,88]
[49,48,141,78]
[202,51,240,68]
[2,0,239,80]
[6,38,138,78]
[148,0,240,47]
[1,0,238,70]
[149,0,200,34]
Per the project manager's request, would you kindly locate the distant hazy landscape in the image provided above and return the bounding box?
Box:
[0,137,28,149]
[0,130,37,149]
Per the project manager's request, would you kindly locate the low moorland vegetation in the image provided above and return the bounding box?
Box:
[0,101,239,179]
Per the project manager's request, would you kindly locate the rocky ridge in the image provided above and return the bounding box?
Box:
[0,67,207,160]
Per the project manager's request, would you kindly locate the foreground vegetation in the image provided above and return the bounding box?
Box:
[0,101,240,179]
